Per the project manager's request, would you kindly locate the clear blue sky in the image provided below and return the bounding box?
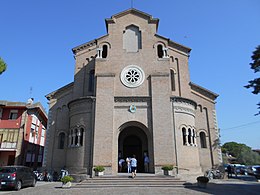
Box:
[1,0,260,149]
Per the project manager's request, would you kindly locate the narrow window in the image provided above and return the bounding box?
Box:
[170,69,175,91]
[102,45,108,58]
[89,70,95,92]
[200,132,207,148]
[188,129,192,145]
[157,45,163,58]
[75,129,78,146]
[80,128,84,146]
[192,129,196,146]
[58,132,65,149]
[70,130,73,146]
[182,128,186,145]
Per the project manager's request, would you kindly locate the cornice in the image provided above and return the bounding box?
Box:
[155,34,191,55]
[68,96,96,109]
[190,82,218,100]
[170,96,197,108]
[72,35,108,55]
[45,82,74,101]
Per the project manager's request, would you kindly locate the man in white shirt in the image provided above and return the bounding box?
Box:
[130,155,137,178]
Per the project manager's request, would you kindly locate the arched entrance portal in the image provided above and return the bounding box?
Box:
[118,124,149,173]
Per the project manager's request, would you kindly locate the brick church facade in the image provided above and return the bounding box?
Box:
[44,9,222,177]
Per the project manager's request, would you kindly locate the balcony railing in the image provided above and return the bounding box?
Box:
[0,142,17,149]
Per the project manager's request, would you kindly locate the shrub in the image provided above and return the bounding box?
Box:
[161,165,174,171]
[94,166,105,172]
[196,176,209,183]
[61,175,74,184]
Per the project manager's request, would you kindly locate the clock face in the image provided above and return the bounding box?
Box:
[120,65,145,88]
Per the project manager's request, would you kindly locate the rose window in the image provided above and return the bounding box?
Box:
[120,65,145,88]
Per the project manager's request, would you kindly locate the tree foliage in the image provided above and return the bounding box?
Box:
[222,142,260,165]
[0,57,7,75]
[245,45,260,115]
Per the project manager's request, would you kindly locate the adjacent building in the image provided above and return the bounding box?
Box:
[45,9,222,177]
[0,100,47,169]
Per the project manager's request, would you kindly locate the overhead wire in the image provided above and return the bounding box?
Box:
[221,120,260,131]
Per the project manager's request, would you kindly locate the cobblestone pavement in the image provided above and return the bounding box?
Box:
[0,176,259,195]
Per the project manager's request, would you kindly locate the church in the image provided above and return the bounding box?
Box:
[44,9,222,177]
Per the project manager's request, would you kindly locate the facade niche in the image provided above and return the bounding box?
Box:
[58,132,65,149]
[88,70,95,92]
[123,25,142,52]
[170,69,176,91]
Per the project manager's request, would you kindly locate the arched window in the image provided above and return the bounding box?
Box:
[157,44,163,58]
[58,132,65,149]
[102,45,108,58]
[182,128,186,145]
[200,132,207,148]
[89,70,95,92]
[170,69,175,91]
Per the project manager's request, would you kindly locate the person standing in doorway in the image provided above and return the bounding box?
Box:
[126,157,131,173]
[144,153,149,173]
[131,154,137,178]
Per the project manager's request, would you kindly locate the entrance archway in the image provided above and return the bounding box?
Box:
[118,124,149,173]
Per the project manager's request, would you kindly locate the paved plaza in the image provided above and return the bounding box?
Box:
[0,175,259,195]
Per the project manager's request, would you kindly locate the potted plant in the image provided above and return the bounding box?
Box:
[196,176,209,188]
[94,166,105,176]
[162,165,174,176]
[61,175,74,188]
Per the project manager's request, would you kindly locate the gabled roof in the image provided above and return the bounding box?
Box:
[105,8,159,32]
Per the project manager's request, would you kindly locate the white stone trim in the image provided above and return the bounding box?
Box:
[120,65,145,88]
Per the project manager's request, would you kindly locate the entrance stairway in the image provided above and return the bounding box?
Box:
[72,173,187,188]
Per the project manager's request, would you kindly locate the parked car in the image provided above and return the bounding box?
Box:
[0,166,36,191]
[247,165,260,179]
[253,167,260,179]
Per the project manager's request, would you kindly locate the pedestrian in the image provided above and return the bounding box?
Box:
[227,164,232,178]
[118,158,125,172]
[131,154,137,178]
[144,153,149,173]
[126,157,131,173]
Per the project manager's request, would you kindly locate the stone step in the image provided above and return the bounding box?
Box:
[72,175,186,188]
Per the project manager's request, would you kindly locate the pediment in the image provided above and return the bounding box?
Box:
[105,8,159,32]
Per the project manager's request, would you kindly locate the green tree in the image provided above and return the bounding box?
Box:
[0,57,7,75]
[222,142,260,165]
[245,45,260,115]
